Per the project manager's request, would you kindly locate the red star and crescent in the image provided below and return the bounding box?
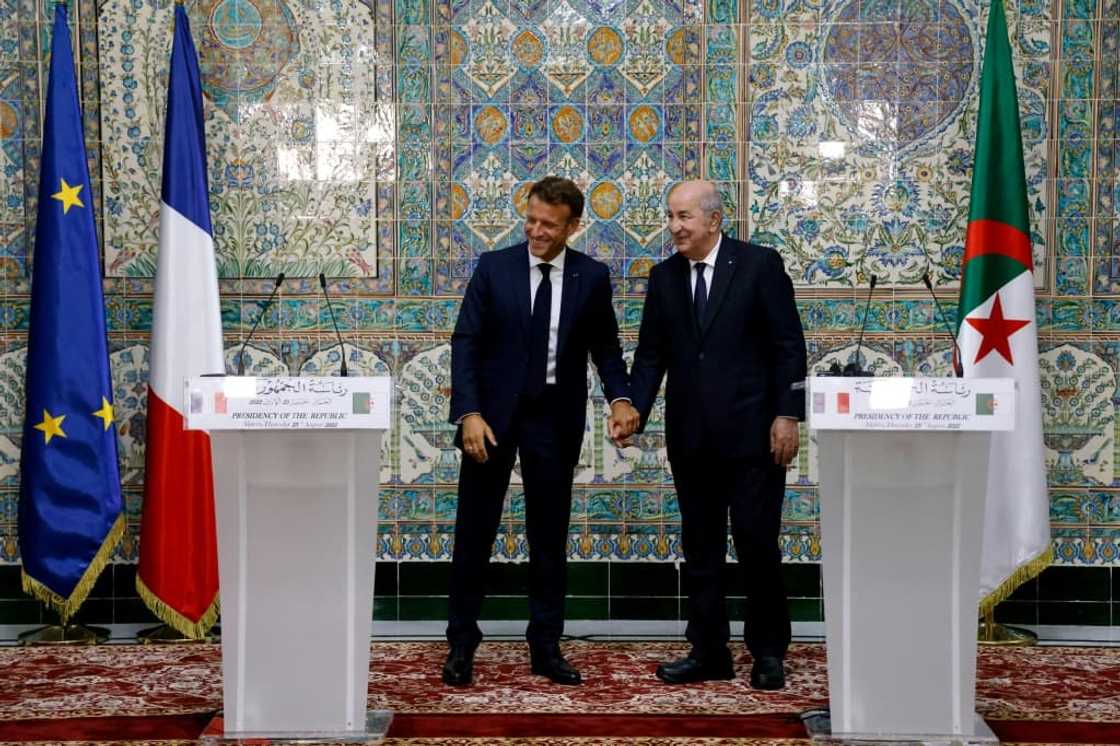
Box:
[965,292,1030,365]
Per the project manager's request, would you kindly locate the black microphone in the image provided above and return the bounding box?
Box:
[237,272,284,376]
[843,274,876,376]
[319,272,348,377]
[922,272,964,377]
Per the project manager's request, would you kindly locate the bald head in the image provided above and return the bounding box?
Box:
[666,180,723,260]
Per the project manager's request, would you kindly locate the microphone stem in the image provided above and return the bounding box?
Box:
[325,298,346,377]
[320,273,348,377]
[237,273,284,375]
[924,274,964,377]
[852,276,876,373]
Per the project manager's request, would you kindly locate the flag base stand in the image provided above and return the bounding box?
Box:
[18,624,109,646]
[978,612,1037,646]
[137,623,220,644]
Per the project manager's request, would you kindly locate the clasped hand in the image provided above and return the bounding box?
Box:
[607,400,640,447]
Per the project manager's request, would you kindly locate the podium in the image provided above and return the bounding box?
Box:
[805,377,1015,743]
[185,376,392,743]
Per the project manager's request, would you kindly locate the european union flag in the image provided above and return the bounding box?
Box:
[19,3,123,622]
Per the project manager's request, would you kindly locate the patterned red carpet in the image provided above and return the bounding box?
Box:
[0,641,1118,743]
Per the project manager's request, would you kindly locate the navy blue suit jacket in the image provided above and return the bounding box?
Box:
[449,243,630,463]
[630,236,807,463]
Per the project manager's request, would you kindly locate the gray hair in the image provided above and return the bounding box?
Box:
[698,186,723,215]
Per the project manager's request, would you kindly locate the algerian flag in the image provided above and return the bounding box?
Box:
[956,0,1051,614]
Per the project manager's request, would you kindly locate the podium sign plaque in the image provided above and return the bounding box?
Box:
[805,377,1014,744]
[187,376,392,743]
[809,376,1014,432]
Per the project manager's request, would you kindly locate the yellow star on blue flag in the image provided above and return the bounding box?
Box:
[51,178,84,214]
[92,397,114,430]
[33,410,67,444]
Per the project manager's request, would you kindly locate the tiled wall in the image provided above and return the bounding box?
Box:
[0,0,1119,623]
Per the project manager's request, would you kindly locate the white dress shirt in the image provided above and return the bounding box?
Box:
[689,234,721,299]
[529,249,565,385]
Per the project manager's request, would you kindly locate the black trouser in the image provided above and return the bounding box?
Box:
[447,389,576,650]
[671,455,790,661]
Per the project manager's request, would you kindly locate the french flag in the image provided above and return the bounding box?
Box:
[136,4,224,638]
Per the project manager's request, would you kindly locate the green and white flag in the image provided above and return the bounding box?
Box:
[956,0,1051,614]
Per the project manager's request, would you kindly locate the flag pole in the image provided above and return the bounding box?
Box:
[18,1,124,647]
[133,0,206,647]
[959,0,1051,646]
[133,0,223,641]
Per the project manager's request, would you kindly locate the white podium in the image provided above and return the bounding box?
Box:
[185,376,392,743]
[805,377,1016,743]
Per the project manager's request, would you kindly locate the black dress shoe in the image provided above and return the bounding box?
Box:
[655,655,735,684]
[749,655,785,690]
[442,645,475,687]
[530,645,582,685]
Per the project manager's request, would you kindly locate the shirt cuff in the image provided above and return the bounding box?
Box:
[608,398,632,406]
[776,415,799,422]
[455,412,481,425]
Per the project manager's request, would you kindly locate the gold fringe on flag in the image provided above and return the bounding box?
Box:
[21,513,125,625]
[136,573,220,640]
[978,544,1053,618]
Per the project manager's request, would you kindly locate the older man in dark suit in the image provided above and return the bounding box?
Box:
[444,176,639,687]
[626,180,807,690]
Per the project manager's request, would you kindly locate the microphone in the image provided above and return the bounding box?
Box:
[922,272,964,377]
[319,272,348,377]
[237,272,284,376]
[844,274,876,376]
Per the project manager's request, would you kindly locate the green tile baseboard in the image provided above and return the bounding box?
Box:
[1038,566,1110,602]
[993,600,1038,626]
[1038,600,1111,626]
[1,563,1118,628]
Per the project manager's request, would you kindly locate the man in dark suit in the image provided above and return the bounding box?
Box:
[444,176,639,687]
[627,180,806,690]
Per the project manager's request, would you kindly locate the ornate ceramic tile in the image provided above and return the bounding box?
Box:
[0,343,25,489]
[97,0,382,278]
[1039,343,1114,485]
[751,0,1051,288]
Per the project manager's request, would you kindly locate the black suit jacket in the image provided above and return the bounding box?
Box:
[449,243,630,463]
[630,236,807,463]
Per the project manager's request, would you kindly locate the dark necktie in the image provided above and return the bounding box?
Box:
[693,263,708,325]
[526,263,552,396]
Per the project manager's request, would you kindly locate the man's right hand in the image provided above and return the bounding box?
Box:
[461,414,498,463]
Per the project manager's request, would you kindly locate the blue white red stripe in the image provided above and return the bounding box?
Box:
[136,5,224,636]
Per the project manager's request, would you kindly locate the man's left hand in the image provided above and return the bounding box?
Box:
[770,417,799,467]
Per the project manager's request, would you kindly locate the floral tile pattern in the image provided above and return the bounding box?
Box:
[97,0,384,279]
[750,0,1051,288]
[0,0,1117,571]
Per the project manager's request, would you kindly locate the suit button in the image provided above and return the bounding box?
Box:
[699,353,705,361]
